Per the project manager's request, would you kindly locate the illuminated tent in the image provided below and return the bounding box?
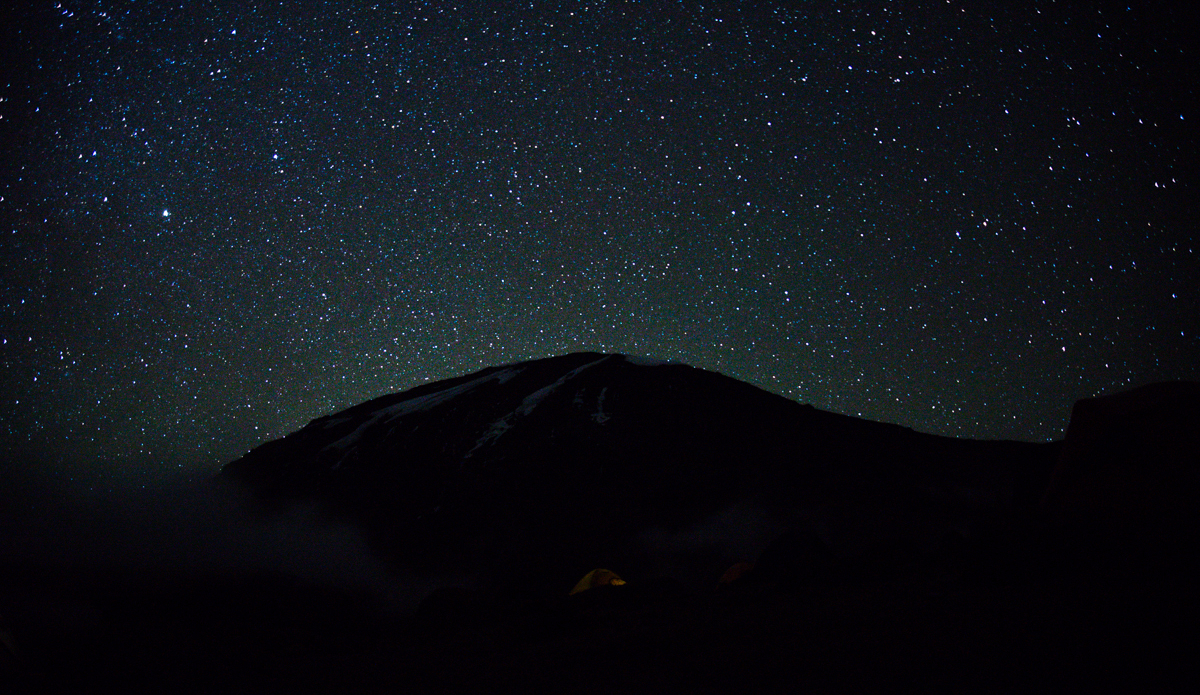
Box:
[569,568,626,595]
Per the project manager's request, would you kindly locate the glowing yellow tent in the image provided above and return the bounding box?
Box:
[569,568,626,595]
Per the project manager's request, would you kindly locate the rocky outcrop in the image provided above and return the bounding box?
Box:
[1041,381,1200,528]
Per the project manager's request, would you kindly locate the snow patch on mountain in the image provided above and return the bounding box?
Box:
[467,355,614,456]
[322,367,521,468]
[592,387,610,424]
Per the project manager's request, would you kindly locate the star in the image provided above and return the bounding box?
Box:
[0,0,1195,478]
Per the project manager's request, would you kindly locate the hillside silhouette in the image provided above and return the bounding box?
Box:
[3,353,1197,693]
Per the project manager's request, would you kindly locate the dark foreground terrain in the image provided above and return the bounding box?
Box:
[3,355,1197,692]
[2,538,1197,694]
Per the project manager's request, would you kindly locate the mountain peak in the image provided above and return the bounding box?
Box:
[220,353,1054,591]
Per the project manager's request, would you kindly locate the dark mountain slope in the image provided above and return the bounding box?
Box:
[3,360,1196,693]
[222,353,1057,591]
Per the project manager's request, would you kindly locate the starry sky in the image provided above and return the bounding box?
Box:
[1,0,1197,482]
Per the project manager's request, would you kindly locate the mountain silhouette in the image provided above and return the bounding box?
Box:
[221,352,1059,592]
[4,355,1197,693]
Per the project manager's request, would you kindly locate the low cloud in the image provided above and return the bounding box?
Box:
[0,458,449,613]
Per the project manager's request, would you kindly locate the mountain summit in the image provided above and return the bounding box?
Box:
[221,352,1055,590]
[4,357,1193,692]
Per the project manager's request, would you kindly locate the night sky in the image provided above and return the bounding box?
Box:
[1,1,1196,482]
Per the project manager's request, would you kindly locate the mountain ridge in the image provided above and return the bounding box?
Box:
[3,354,1194,692]
[221,352,1060,591]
